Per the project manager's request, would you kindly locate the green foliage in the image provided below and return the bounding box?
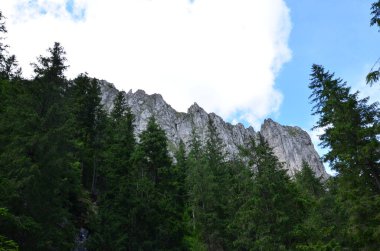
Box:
[309,64,380,249]
[67,73,107,192]
[89,91,135,250]
[366,67,380,86]
[0,12,21,81]
[185,119,237,250]
[0,236,18,251]
[370,1,380,29]
[292,163,340,250]
[367,1,380,85]
[309,64,380,192]
[32,42,68,82]
[231,135,304,250]
[0,208,19,251]
[0,43,86,250]
[98,116,187,250]
[294,161,324,198]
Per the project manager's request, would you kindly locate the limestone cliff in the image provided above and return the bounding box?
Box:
[260,119,328,179]
[99,80,328,178]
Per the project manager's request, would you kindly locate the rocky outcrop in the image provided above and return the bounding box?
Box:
[260,119,328,179]
[99,80,328,178]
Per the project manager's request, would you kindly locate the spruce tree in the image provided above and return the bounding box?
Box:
[202,118,231,250]
[67,74,107,193]
[294,161,324,198]
[185,118,234,250]
[232,135,303,250]
[293,162,337,250]
[89,91,136,250]
[309,64,380,249]
[0,43,85,250]
[184,127,209,250]
[128,116,185,250]
[310,64,380,191]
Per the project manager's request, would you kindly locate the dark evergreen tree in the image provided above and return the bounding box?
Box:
[89,91,136,250]
[185,118,235,250]
[0,11,21,81]
[184,127,209,250]
[309,64,380,249]
[173,139,188,210]
[294,161,324,198]
[310,64,380,191]
[0,43,85,250]
[202,118,232,250]
[0,75,40,249]
[127,116,185,250]
[292,162,339,250]
[231,135,303,250]
[67,74,107,193]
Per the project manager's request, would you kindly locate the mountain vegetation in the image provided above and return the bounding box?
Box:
[1,3,380,250]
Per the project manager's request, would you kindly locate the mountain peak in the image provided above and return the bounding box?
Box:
[188,102,206,114]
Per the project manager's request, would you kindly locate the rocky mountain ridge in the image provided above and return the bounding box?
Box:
[99,80,329,179]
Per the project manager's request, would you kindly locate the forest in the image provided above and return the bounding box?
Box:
[1,2,380,250]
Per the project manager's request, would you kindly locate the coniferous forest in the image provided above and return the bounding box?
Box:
[1,2,380,250]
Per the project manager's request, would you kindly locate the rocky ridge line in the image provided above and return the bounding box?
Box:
[99,80,328,179]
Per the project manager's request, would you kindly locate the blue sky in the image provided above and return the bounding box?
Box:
[277,0,379,129]
[275,0,379,173]
[2,0,379,174]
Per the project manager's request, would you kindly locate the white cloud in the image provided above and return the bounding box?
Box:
[2,0,291,127]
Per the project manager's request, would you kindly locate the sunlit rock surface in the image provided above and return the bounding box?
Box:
[99,80,328,178]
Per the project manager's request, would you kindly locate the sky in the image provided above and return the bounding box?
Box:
[1,0,379,174]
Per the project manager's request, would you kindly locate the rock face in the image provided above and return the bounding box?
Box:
[99,80,328,178]
[260,119,329,179]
